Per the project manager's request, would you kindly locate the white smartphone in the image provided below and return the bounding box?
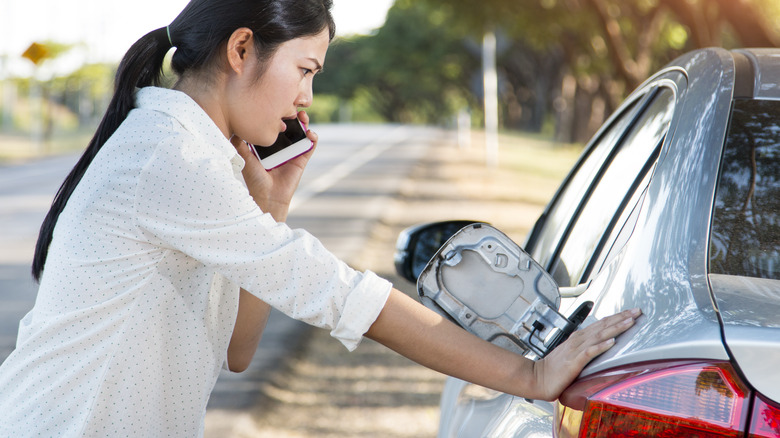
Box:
[250,118,313,169]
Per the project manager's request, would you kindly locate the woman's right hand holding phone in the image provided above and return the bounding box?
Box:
[232,110,317,222]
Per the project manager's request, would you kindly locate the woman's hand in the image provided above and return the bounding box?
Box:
[365,289,641,402]
[232,110,317,222]
[530,307,642,401]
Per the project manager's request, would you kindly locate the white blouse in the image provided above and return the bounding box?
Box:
[0,87,391,437]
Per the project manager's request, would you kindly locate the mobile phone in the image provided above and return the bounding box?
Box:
[250,118,313,169]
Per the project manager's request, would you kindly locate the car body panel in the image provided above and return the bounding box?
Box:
[438,378,555,438]
[553,48,735,375]
[712,274,780,402]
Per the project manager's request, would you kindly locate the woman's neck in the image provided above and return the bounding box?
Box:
[174,75,231,140]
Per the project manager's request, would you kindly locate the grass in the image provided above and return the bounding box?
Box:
[493,130,583,179]
[0,130,93,162]
[448,129,583,207]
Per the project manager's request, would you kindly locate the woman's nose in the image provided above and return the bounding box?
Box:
[295,84,313,108]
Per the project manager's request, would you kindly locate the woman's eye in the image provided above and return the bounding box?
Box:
[302,68,313,76]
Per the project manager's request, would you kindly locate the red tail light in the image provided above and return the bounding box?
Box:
[555,361,751,438]
[750,394,780,438]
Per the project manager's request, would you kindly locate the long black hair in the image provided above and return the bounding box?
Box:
[32,0,335,281]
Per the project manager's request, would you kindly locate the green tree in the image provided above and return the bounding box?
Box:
[50,63,115,126]
[418,0,780,142]
[316,0,479,124]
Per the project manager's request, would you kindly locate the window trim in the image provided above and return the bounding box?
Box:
[535,77,682,287]
[546,86,672,284]
[582,144,661,282]
[525,89,653,264]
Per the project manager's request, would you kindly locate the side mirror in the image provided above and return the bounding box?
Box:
[394,220,486,283]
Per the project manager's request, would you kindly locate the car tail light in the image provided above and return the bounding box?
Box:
[555,361,751,437]
[749,394,780,438]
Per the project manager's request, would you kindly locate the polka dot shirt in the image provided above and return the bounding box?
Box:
[0,87,391,437]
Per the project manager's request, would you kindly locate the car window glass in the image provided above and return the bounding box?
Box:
[530,97,643,268]
[709,99,780,280]
[551,87,674,287]
[591,169,653,278]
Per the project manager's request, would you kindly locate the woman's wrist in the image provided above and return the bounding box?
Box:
[252,197,290,222]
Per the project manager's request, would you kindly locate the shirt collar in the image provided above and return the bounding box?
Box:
[135,86,245,170]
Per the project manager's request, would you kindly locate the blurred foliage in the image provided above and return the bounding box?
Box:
[4,63,114,133]
[404,0,780,142]
[315,0,779,141]
[5,0,780,148]
[316,0,479,124]
[50,63,115,123]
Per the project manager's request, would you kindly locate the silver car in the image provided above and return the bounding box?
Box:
[394,47,779,437]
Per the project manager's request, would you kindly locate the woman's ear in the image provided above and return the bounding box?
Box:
[226,28,255,74]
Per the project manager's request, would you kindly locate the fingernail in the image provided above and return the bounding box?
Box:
[630,308,641,316]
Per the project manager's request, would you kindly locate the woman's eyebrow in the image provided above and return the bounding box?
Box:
[306,57,324,72]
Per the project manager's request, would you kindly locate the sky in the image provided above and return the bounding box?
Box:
[0,0,394,78]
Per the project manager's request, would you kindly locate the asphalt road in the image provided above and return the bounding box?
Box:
[0,123,441,409]
[0,152,77,360]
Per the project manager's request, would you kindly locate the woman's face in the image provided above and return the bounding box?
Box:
[228,28,330,146]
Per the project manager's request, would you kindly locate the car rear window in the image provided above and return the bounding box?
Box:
[709,99,780,280]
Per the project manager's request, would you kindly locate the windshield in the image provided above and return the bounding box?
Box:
[709,99,780,280]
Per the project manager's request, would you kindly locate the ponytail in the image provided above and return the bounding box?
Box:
[31,27,172,281]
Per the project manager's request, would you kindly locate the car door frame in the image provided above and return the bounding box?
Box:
[524,69,686,284]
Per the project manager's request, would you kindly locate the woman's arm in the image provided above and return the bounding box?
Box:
[227,288,272,372]
[226,114,317,371]
[365,288,640,401]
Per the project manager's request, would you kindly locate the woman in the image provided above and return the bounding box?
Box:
[0,0,640,436]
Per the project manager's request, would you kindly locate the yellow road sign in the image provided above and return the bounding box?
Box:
[22,42,50,65]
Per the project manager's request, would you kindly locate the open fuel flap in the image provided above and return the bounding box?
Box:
[416,223,585,358]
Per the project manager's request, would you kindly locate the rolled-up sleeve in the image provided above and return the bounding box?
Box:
[330,270,391,350]
[134,134,392,350]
